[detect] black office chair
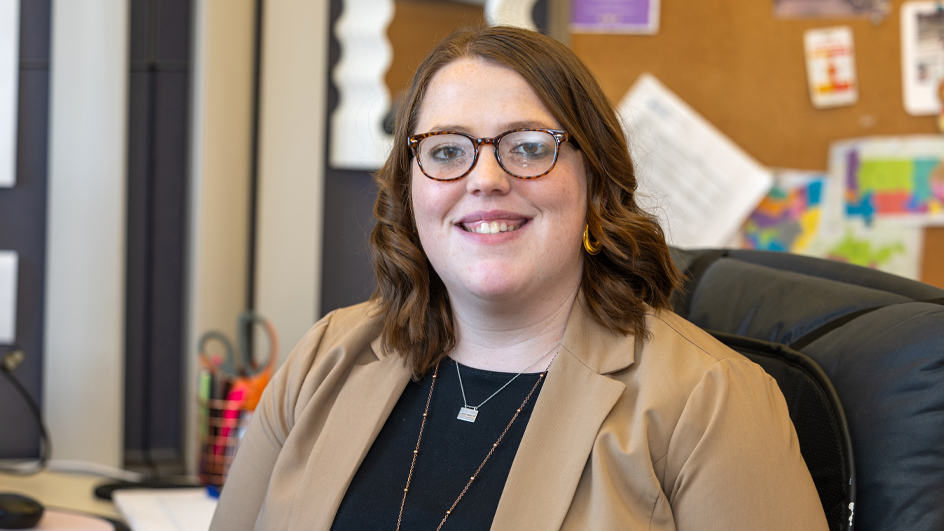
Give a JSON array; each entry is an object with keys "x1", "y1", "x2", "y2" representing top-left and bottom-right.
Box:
[{"x1": 671, "y1": 248, "x2": 944, "y2": 531}]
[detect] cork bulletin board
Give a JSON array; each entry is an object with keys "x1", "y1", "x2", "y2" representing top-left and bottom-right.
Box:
[{"x1": 570, "y1": 0, "x2": 944, "y2": 287}]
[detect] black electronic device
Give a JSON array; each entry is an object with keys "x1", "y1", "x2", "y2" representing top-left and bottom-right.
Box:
[
  {"x1": 0, "y1": 346, "x2": 50, "y2": 475},
  {"x1": 0, "y1": 492, "x2": 43, "y2": 529}
]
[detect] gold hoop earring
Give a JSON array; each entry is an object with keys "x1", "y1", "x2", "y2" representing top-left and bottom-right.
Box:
[{"x1": 583, "y1": 224, "x2": 602, "y2": 255}]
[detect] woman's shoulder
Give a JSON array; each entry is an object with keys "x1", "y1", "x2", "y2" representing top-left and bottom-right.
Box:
[
  {"x1": 612, "y1": 309, "x2": 781, "y2": 424},
  {"x1": 639, "y1": 309, "x2": 767, "y2": 381},
  {"x1": 303, "y1": 300, "x2": 383, "y2": 352},
  {"x1": 277, "y1": 300, "x2": 386, "y2": 385}
]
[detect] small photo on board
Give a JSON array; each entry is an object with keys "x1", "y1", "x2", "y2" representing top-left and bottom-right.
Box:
[
  {"x1": 804, "y1": 26, "x2": 859, "y2": 108},
  {"x1": 901, "y1": 2, "x2": 944, "y2": 115}
]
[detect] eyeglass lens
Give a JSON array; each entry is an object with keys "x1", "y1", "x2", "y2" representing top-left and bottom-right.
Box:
[{"x1": 417, "y1": 130, "x2": 558, "y2": 180}]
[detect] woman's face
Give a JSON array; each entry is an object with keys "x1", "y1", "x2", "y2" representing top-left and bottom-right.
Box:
[{"x1": 411, "y1": 58, "x2": 588, "y2": 307}]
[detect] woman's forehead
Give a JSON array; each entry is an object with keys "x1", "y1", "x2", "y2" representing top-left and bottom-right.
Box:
[{"x1": 413, "y1": 57, "x2": 561, "y2": 134}]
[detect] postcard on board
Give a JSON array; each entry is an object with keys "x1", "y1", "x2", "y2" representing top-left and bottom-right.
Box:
[
  {"x1": 804, "y1": 26, "x2": 858, "y2": 108},
  {"x1": 900, "y1": 1, "x2": 944, "y2": 116}
]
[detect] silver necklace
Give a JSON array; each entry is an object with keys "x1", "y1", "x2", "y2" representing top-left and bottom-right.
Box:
[{"x1": 454, "y1": 339, "x2": 562, "y2": 423}]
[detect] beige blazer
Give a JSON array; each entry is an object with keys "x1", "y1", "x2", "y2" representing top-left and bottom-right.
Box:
[{"x1": 210, "y1": 298, "x2": 828, "y2": 530}]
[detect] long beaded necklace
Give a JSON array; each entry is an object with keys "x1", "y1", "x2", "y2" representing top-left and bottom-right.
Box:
[{"x1": 395, "y1": 354, "x2": 556, "y2": 531}]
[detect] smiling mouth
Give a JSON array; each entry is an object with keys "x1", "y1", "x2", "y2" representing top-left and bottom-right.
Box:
[{"x1": 461, "y1": 220, "x2": 526, "y2": 234}]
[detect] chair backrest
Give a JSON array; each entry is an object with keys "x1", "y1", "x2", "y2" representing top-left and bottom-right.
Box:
[
  {"x1": 711, "y1": 331, "x2": 854, "y2": 531},
  {"x1": 672, "y1": 248, "x2": 944, "y2": 531}
]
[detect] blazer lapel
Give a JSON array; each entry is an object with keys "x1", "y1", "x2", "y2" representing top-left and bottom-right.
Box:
[
  {"x1": 491, "y1": 349, "x2": 626, "y2": 530},
  {"x1": 491, "y1": 299, "x2": 635, "y2": 530},
  {"x1": 287, "y1": 354, "x2": 412, "y2": 531}
]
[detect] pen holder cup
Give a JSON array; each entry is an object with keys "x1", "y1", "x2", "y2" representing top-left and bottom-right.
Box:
[
  {"x1": 196, "y1": 313, "x2": 280, "y2": 488},
  {"x1": 197, "y1": 390, "x2": 253, "y2": 487}
]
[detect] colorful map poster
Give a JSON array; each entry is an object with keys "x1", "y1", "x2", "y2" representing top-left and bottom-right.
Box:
[
  {"x1": 805, "y1": 219, "x2": 923, "y2": 280},
  {"x1": 740, "y1": 159, "x2": 925, "y2": 280},
  {"x1": 743, "y1": 171, "x2": 827, "y2": 252},
  {"x1": 836, "y1": 136, "x2": 944, "y2": 223},
  {"x1": 811, "y1": 139, "x2": 928, "y2": 279}
]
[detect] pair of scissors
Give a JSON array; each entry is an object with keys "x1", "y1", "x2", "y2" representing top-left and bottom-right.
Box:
[
  {"x1": 198, "y1": 312, "x2": 279, "y2": 411},
  {"x1": 199, "y1": 312, "x2": 277, "y2": 378},
  {"x1": 198, "y1": 313, "x2": 280, "y2": 464}
]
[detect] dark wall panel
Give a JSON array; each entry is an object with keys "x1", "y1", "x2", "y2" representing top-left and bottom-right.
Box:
[
  {"x1": 124, "y1": 0, "x2": 190, "y2": 466},
  {"x1": 0, "y1": 0, "x2": 50, "y2": 458},
  {"x1": 320, "y1": 168, "x2": 378, "y2": 314},
  {"x1": 321, "y1": 0, "x2": 378, "y2": 315}
]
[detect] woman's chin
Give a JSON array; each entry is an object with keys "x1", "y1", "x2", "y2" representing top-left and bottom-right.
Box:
[
  {"x1": 449, "y1": 272, "x2": 532, "y2": 303},
  {"x1": 465, "y1": 280, "x2": 527, "y2": 302}
]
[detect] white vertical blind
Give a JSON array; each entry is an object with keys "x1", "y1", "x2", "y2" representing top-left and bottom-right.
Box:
[
  {"x1": 44, "y1": 0, "x2": 128, "y2": 467},
  {"x1": 0, "y1": 0, "x2": 18, "y2": 188}
]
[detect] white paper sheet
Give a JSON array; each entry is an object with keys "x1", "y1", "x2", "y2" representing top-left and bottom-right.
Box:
[
  {"x1": 35, "y1": 509, "x2": 116, "y2": 530},
  {"x1": 113, "y1": 489, "x2": 217, "y2": 531},
  {"x1": 0, "y1": 250, "x2": 17, "y2": 344},
  {"x1": 0, "y1": 0, "x2": 19, "y2": 188},
  {"x1": 618, "y1": 74, "x2": 773, "y2": 248}
]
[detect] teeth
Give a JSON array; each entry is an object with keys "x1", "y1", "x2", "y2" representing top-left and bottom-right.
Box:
[{"x1": 467, "y1": 221, "x2": 521, "y2": 234}]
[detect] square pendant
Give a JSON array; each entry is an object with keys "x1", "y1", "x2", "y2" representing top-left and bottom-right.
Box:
[{"x1": 457, "y1": 407, "x2": 478, "y2": 422}]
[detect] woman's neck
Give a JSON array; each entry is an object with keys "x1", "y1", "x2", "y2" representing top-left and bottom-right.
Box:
[{"x1": 447, "y1": 281, "x2": 580, "y2": 373}]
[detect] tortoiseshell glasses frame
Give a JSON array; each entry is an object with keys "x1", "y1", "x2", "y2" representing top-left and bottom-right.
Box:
[{"x1": 407, "y1": 128, "x2": 574, "y2": 182}]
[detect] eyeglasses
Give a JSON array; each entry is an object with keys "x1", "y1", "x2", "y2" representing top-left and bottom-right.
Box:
[{"x1": 408, "y1": 128, "x2": 574, "y2": 182}]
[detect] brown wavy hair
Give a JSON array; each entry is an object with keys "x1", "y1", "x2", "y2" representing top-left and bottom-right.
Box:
[{"x1": 370, "y1": 26, "x2": 681, "y2": 377}]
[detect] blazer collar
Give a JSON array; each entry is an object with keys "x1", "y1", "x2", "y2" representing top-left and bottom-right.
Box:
[
  {"x1": 559, "y1": 294, "x2": 637, "y2": 375},
  {"x1": 370, "y1": 294, "x2": 639, "y2": 375}
]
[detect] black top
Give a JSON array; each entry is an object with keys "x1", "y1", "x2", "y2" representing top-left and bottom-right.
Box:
[{"x1": 331, "y1": 360, "x2": 545, "y2": 530}]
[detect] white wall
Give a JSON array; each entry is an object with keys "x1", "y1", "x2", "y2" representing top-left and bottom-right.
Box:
[
  {"x1": 185, "y1": 0, "x2": 256, "y2": 473},
  {"x1": 253, "y1": 0, "x2": 328, "y2": 365},
  {"x1": 185, "y1": 0, "x2": 327, "y2": 473},
  {"x1": 44, "y1": 0, "x2": 129, "y2": 467}
]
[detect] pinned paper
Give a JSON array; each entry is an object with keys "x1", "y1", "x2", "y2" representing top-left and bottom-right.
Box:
[
  {"x1": 618, "y1": 74, "x2": 773, "y2": 248},
  {"x1": 804, "y1": 26, "x2": 858, "y2": 108},
  {"x1": 743, "y1": 170, "x2": 827, "y2": 253},
  {"x1": 570, "y1": 0, "x2": 661, "y2": 34},
  {"x1": 832, "y1": 136, "x2": 944, "y2": 224},
  {"x1": 900, "y1": 2, "x2": 944, "y2": 116}
]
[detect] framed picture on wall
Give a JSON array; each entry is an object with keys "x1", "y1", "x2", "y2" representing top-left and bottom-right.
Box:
[{"x1": 0, "y1": 0, "x2": 19, "y2": 188}]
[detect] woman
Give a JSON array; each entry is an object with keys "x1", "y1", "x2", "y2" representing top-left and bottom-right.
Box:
[{"x1": 211, "y1": 26, "x2": 828, "y2": 530}]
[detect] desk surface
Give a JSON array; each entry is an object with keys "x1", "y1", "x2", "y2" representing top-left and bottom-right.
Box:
[{"x1": 0, "y1": 470, "x2": 120, "y2": 519}]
